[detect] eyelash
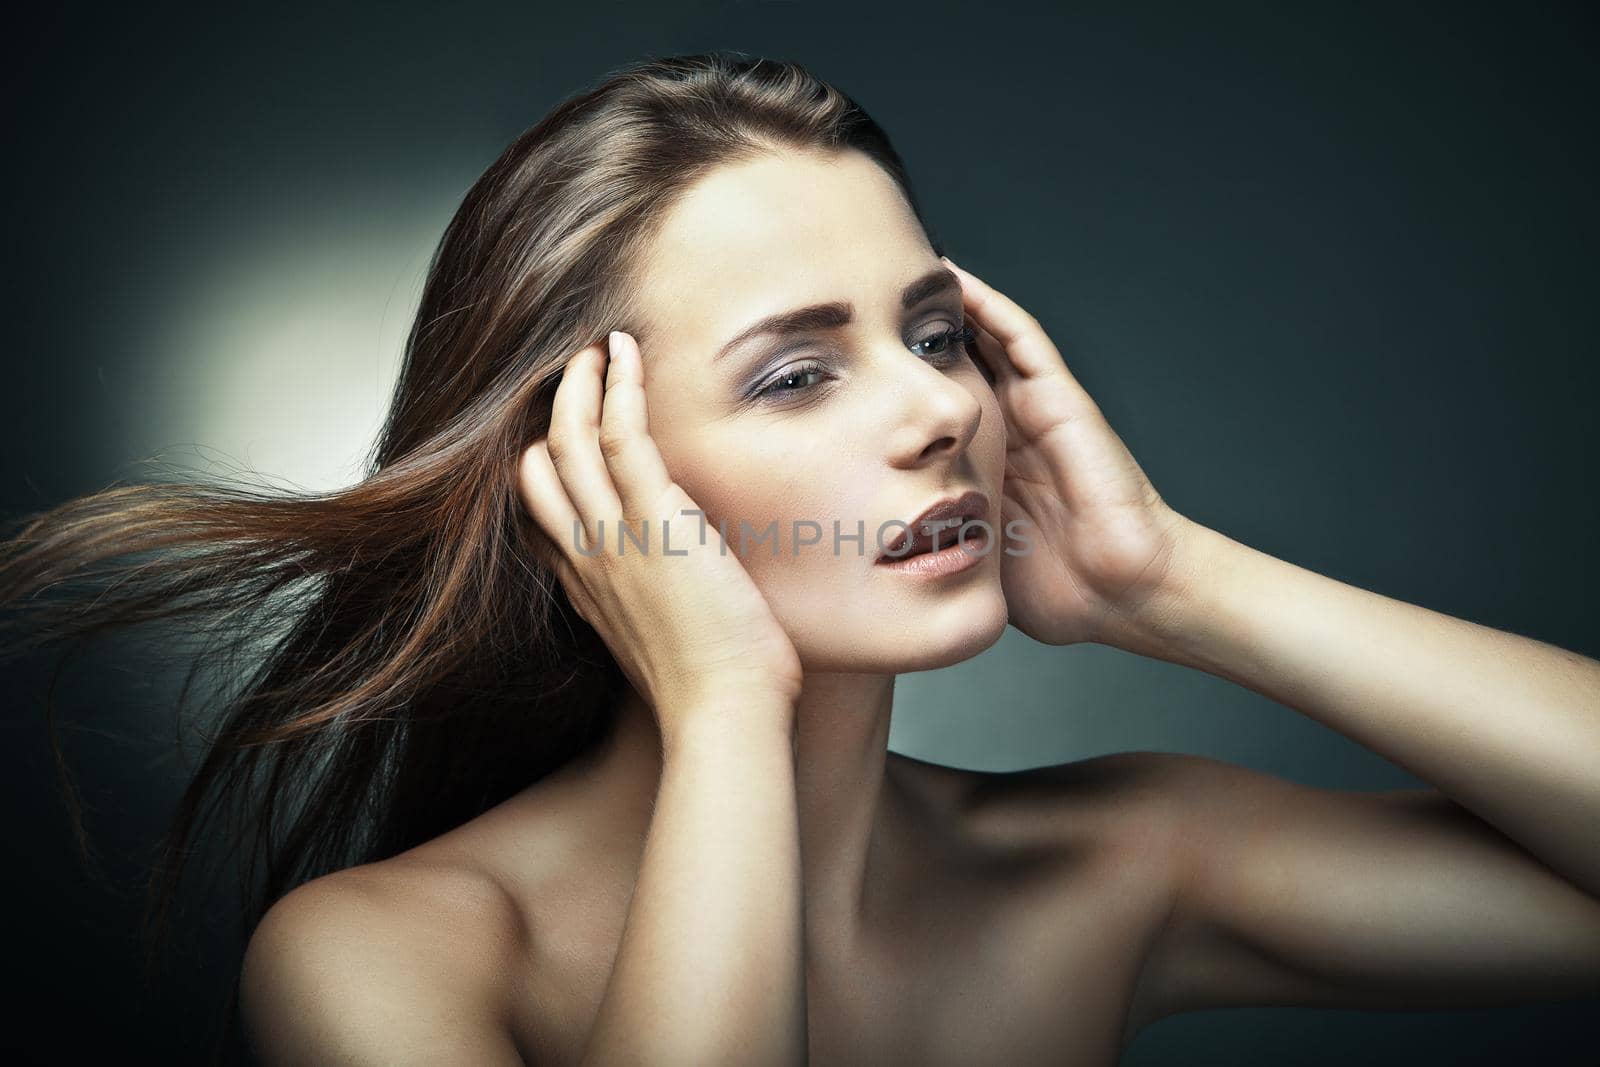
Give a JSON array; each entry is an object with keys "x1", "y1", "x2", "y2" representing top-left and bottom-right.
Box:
[{"x1": 753, "y1": 322, "x2": 978, "y2": 403}]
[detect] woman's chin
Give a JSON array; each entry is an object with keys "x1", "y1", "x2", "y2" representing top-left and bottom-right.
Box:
[{"x1": 880, "y1": 587, "x2": 1011, "y2": 672}]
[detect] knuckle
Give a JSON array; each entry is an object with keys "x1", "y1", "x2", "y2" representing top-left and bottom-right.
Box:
[{"x1": 597, "y1": 428, "x2": 630, "y2": 462}]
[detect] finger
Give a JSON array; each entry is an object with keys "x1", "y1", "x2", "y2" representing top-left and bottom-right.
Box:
[
  {"x1": 941, "y1": 256, "x2": 1075, "y2": 382},
  {"x1": 547, "y1": 343, "x2": 624, "y2": 544},
  {"x1": 974, "y1": 312, "x2": 1108, "y2": 433},
  {"x1": 599, "y1": 330, "x2": 674, "y2": 518},
  {"x1": 966, "y1": 318, "x2": 1018, "y2": 389},
  {"x1": 548, "y1": 550, "x2": 596, "y2": 625},
  {"x1": 537, "y1": 539, "x2": 597, "y2": 627},
  {"x1": 518, "y1": 437, "x2": 587, "y2": 557},
  {"x1": 515, "y1": 446, "x2": 599, "y2": 618}
]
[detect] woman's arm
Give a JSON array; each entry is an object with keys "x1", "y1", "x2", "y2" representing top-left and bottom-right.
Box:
[
  {"x1": 939, "y1": 254, "x2": 1600, "y2": 1022},
  {"x1": 580, "y1": 699, "x2": 807, "y2": 1066},
  {"x1": 520, "y1": 331, "x2": 810, "y2": 1063},
  {"x1": 1119, "y1": 519, "x2": 1600, "y2": 900},
  {"x1": 1112, "y1": 520, "x2": 1600, "y2": 1025}
]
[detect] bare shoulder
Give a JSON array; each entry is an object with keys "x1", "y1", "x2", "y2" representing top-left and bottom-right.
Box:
[
  {"x1": 948, "y1": 752, "x2": 1310, "y2": 1037},
  {"x1": 892, "y1": 746, "x2": 1294, "y2": 849},
  {"x1": 241, "y1": 855, "x2": 529, "y2": 1066},
  {"x1": 898, "y1": 748, "x2": 1238, "y2": 850},
  {"x1": 883, "y1": 749, "x2": 1250, "y2": 926},
  {"x1": 891, "y1": 751, "x2": 1264, "y2": 1050}
]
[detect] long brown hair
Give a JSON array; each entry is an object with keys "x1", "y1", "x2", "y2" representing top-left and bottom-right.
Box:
[{"x1": 0, "y1": 49, "x2": 943, "y2": 1061}]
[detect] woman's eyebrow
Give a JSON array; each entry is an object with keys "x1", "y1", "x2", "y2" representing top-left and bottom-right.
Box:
[{"x1": 712, "y1": 266, "x2": 960, "y2": 363}]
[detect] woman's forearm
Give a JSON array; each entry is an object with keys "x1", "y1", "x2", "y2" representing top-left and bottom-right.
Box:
[
  {"x1": 578, "y1": 699, "x2": 808, "y2": 1067},
  {"x1": 1109, "y1": 518, "x2": 1600, "y2": 899}
]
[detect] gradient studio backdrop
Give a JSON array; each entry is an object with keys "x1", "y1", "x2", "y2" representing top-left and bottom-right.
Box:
[{"x1": 4, "y1": 3, "x2": 1596, "y2": 1064}]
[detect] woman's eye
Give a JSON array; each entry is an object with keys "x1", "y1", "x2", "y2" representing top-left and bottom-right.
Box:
[
  {"x1": 911, "y1": 322, "x2": 976, "y2": 361},
  {"x1": 758, "y1": 364, "x2": 827, "y2": 399}
]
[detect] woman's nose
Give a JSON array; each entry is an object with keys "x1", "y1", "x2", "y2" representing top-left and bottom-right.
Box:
[{"x1": 883, "y1": 353, "x2": 983, "y2": 469}]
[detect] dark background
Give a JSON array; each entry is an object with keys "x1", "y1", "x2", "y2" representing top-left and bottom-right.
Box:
[{"x1": 4, "y1": 1, "x2": 1596, "y2": 1063}]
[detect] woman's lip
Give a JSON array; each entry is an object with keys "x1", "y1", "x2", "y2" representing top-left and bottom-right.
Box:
[
  {"x1": 874, "y1": 525, "x2": 991, "y2": 576},
  {"x1": 876, "y1": 489, "x2": 991, "y2": 561}
]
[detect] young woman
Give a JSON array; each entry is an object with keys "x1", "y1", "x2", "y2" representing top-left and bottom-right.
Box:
[{"x1": 3, "y1": 51, "x2": 1596, "y2": 1066}]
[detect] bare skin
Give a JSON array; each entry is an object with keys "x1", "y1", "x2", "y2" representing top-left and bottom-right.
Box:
[
  {"x1": 240, "y1": 149, "x2": 1600, "y2": 1065},
  {"x1": 247, "y1": 693, "x2": 1190, "y2": 1066},
  {"x1": 241, "y1": 685, "x2": 1600, "y2": 1066}
]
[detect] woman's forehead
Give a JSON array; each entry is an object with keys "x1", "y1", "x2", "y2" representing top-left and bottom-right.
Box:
[{"x1": 631, "y1": 152, "x2": 932, "y2": 364}]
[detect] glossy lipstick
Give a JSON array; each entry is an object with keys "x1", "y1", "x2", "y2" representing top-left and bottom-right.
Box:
[
  {"x1": 875, "y1": 525, "x2": 990, "y2": 576},
  {"x1": 875, "y1": 489, "x2": 991, "y2": 577}
]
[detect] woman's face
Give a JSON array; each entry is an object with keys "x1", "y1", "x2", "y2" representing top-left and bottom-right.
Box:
[{"x1": 627, "y1": 148, "x2": 1010, "y2": 674}]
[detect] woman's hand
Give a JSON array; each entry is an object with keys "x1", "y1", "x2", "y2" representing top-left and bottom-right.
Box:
[
  {"x1": 943, "y1": 255, "x2": 1197, "y2": 648},
  {"x1": 518, "y1": 331, "x2": 804, "y2": 737}
]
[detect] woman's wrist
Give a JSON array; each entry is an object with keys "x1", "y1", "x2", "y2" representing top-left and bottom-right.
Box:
[
  {"x1": 658, "y1": 691, "x2": 798, "y2": 759},
  {"x1": 1095, "y1": 517, "x2": 1237, "y2": 664}
]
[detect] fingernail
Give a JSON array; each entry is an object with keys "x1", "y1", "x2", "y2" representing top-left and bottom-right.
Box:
[
  {"x1": 607, "y1": 330, "x2": 622, "y2": 358},
  {"x1": 941, "y1": 255, "x2": 963, "y2": 273}
]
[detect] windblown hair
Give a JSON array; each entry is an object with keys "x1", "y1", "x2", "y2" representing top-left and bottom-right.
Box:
[{"x1": 0, "y1": 49, "x2": 941, "y2": 1062}]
